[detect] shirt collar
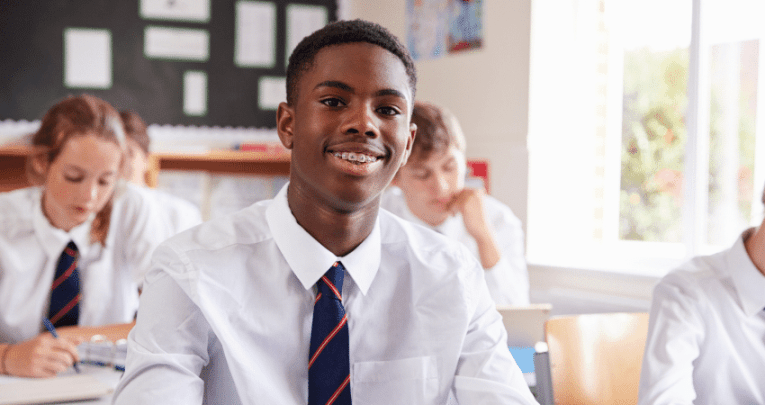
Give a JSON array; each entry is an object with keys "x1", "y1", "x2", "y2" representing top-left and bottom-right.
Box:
[
  {"x1": 32, "y1": 187, "x2": 93, "y2": 259},
  {"x1": 266, "y1": 184, "x2": 381, "y2": 295},
  {"x1": 727, "y1": 228, "x2": 765, "y2": 317}
]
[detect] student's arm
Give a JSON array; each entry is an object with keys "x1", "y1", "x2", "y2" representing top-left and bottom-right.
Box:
[
  {"x1": 112, "y1": 245, "x2": 209, "y2": 405},
  {"x1": 450, "y1": 188, "x2": 500, "y2": 268},
  {"x1": 637, "y1": 276, "x2": 703, "y2": 405},
  {"x1": 1, "y1": 334, "x2": 80, "y2": 378},
  {"x1": 453, "y1": 190, "x2": 530, "y2": 306},
  {"x1": 452, "y1": 260, "x2": 539, "y2": 405},
  {"x1": 57, "y1": 322, "x2": 135, "y2": 343}
]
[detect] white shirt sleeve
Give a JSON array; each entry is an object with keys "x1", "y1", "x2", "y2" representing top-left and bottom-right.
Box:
[
  {"x1": 453, "y1": 260, "x2": 539, "y2": 405},
  {"x1": 482, "y1": 201, "x2": 529, "y2": 306},
  {"x1": 638, "y1": 275, "x2": 704, "y2": 405},
  {"x1": 113, "y1": 245, "x2": 210, "y2": 405}
]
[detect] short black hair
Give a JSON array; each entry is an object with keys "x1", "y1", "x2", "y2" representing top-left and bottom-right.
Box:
[{"x1": 286, "y1": 19, "x2": 416, "y2": 106}]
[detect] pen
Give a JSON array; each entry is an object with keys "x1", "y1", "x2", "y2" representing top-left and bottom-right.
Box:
[{"x1": 42, "y1": 317, "x2": 81, "y2": 373}]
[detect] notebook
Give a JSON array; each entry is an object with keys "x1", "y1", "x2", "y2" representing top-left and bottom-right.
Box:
[
  {"x1": 0, "y1": 374, "x2": 113, "y2": 405},
  {"x1": 497, "y1": 303, "x2": 553, "y2": 347}
]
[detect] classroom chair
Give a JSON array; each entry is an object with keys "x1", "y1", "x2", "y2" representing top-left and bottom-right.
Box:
[{"x1": 542, "y1": 312, "x2": 649, "y2": 405}]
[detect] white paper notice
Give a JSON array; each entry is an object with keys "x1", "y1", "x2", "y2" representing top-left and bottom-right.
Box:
[
  {"x1": 140, "y1": 0, "x2": 210, "y2": 22},
  {"x1": 258, "y1": 76, "x2": 286, "y2": 110},
  {"x1": 286, "y1": 5, "x2": 327, "y2": 63},
  {"x1": 145, "y1": 26, "x2": 209, "y2": 61},
  {"x1": 184, "y1": 71, "x2": 207, "y2": 116},
  {"x1": 64, "y1": 29, "x2": 112, "y2": 89},
  {"x1": 235, "y1": 1, "x2": 276, "y2": 68}
]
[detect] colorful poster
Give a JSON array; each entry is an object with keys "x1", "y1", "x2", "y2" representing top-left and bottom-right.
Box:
[
  {"x1": 407, "y1": 0, "x2": 483, "y2": 61},
  {"x1": 447, "y1": 0, "x2": 483, "y2": 53}
]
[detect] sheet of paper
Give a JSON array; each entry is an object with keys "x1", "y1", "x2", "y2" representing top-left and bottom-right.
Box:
[
  {"x1": 0, "y1": 374, "x2": 112, "y2": 405},
  {"x1": 64, "y1": 28, "x2": 112, "y2": 89},
  {"x1": 140, "y1": 0, "x2": 210, "y2": 22},
  {"x1": 235, "y1": 1, "x2": 276, "y2": 68},
  {"x1": 144, "y1": 26, "x2": 209, "y2": 61},
  {"x1": 258, "y1": 76, "x2": 286, "y2": 110},
  {"x1": 184, "y1": 71, "x2": 208, "y2": 116},
  {"x1": 285, "y1": 5, "x2": 327, "y2": 64}
]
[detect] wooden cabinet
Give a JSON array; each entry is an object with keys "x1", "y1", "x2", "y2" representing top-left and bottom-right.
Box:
[{"x1": 0, "y1": 145, "x2": 291, "y2": 192}]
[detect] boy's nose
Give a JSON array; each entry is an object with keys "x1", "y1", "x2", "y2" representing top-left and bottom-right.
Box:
[
  {"x1": 432, "y1": 172, "x2": 450, "y2": 194},
  {"x1": 343, "y1": 105, "x2": 378, "y2": 137}
]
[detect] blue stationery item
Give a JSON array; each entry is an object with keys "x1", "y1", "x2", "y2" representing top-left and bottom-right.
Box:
[
  {"x1": 42, "y1": 317, "x2": 81, "y2": 373},
  {"x1": 508, "y1": 346, "x2": 536, "y2": 374}
]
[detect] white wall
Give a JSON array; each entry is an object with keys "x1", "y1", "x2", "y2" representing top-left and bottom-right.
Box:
[{"x1": 346, "y1": 0, "x2": 531, "y2": 229}]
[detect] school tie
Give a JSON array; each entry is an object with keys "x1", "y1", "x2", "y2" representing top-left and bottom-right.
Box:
[
  {"x1": 308, "y1": 261, "x2": 351, "y2": 405},
  {"x1": 47, "y1": 241, "x2": 81, "y2": 327}
]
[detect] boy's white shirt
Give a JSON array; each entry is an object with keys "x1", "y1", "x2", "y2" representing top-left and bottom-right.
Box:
[
  {"x1": 638, "y1": 228, "x2": 765, "y2": 405},
  {"x1": 114, "y1": 184, "x2": 539, "y2": 404},
  {"x1": 380, "y1": 186, "x2": 530, "y2": 306}
]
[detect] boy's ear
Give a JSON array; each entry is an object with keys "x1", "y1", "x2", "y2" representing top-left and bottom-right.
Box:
[
  {"x1": 401, "y1": 122, "x2": 417, "y2": 167},
  {"x1": 276, "y1": 102, "x2": 295, "y2": 150}
]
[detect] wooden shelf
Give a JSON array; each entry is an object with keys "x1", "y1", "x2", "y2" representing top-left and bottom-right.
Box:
[{"x1": 0, "y1": 145, "x2": 291, "y2": 191}]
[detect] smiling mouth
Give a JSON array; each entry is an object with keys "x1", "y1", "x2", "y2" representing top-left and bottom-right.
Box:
[{"x1": 332, "y1": 151, "x2": 381, "y2": 165}]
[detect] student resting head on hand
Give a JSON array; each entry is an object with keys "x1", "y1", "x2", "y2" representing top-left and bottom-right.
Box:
[
  {"x1": 381, "y1": 101, "x2": 530, "y2": 306},
  {"x1": 0, "y1": 94, "x2": 172, "y2": 378},
  {"x1": 112, "y1": 20, "x2": 538, "y2": 405}
]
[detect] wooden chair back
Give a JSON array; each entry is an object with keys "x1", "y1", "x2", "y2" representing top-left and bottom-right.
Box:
[{"x1": 544, "y1": 312, "x2": 649, "y2": 405}]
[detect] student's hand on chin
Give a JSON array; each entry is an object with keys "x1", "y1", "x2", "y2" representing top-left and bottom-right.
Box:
[
  {"x1": 4, "y1": 333, "x2": 80, "y2": 378},
  {"x1": 450, "y1": 188, "x2": 491, "y2": 240}
]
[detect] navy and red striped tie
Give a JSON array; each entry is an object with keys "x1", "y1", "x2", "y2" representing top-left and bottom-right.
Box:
[
  {"x1": 47, "y1": 241, "x2": 81, "y2": 327},
  {"x1": 308, "y1": 261, "x2": 351, "y2": 405}
]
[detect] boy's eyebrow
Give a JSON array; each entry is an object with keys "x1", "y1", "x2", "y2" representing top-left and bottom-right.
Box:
[{"x1": 315, "y1": 81, "x2": 408, "y2": 100}]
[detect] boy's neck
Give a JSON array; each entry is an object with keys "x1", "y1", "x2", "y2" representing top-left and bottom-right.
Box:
[{"x1": 287, "y1": 185, "x2": 379, "y2": 257}]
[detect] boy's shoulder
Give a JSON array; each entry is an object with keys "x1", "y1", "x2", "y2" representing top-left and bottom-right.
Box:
[
  {"x1": 379, "y1": 208, "x2": 477, "y2": 265},
  {"x1": 163, "y1": 198, "x2": 273, "y2": 254}
]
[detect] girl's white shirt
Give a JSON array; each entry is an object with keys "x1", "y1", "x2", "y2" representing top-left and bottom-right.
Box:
[{"x1": 0, "y1": 183, "x2": 174, "y2": 343}]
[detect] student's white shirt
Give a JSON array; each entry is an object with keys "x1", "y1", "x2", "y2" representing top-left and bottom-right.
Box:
[
  {"x1": 131, "y1": 186, "x2": 202, "y2": 236},
  {"x1": 0, "y1": 184, "x2": 171, "y2": 343},
  {"x1": 113, "y1": 185, "x2": 539, "y2": 405},
  {"x1": 638, "y1": 228, "x2": 765, "y2": 405},
  {"x1": 380, "y1": 186, "x2": 529, "y2": 306}
]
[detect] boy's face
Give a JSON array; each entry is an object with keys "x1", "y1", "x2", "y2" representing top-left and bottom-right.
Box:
[
  {"x1": 393, "y1": 145, "x2": 467, "y2": 226},
  {"x1": 277, "y1": 42, "x2": 415, "y2": 211}
]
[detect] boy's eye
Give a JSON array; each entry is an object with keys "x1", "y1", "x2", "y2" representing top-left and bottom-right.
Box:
[
  {"x1": 320, "y1": 98, "x2": 344, "y2": 108},
  {"x1": 64, "y1": 175, "x2": 83, "y2": 183},
  {"x1": 377, "y1": 106, "x2": 400, "y2": 116}
]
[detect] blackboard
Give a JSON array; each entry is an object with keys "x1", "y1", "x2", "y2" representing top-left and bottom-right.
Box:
[{"x1": 0, "y1": 0, "x2": 337, "y2": 128}]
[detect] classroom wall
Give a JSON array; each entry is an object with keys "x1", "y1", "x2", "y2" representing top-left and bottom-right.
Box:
[{"x1": 345, "y1": 0, "x2": 531, "y2": 231}]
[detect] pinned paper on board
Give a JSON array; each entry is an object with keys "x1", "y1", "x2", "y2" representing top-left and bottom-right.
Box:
[
  {"x1": 64, "y1": 28, "x2": 112, "y2": 89},
  {"x1": 235, "y1": 1, "x2": 277, "y2": 68},
  {"x1": 285, "y1": 4, "x2": 328, "y2": 65},
  {"x1": 140, "y1": 0, "x2": 211, "y2": 22}
]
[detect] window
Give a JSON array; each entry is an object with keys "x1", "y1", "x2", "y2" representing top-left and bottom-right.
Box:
[{"x1": 527, "y1": 0, "x2": 764, "y2": 276}]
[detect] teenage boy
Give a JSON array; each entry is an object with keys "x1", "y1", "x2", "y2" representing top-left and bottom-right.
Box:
[
  {"x1": 382, "y1": 101, "x2": 529, "y2": 306},
  {"x1": 638, "y1": 184, "x2": 765, "y2": 404},
  {"x1": 113, "y1": 20, "x2": 538, "y2": 404}
]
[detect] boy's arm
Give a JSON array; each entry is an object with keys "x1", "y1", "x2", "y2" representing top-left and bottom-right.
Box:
[
  {"x1": 452, "y1": 260, "x2": 540, "y2": 405},
  {"x1": 454, "y1": 190, "x2": 529, "y2": 306},
  {"x1": 113, "y1": 246, "x2": 211, "y2": 405},
  {"x1": 637, "y1": 277, "x2": 703, "y2": 405}
]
